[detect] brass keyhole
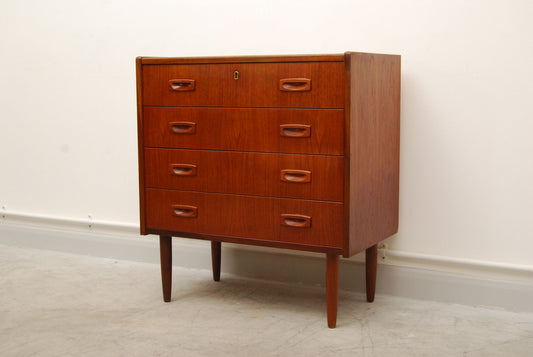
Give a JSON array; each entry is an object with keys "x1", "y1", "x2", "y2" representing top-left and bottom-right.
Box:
[{"x1": 234, "y1": 71, "x2": 239, "y2": 80}]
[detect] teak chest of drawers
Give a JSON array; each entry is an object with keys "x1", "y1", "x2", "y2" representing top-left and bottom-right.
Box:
[{"x1": 136, "y1": 52, "x2": 400, "y2": 328}]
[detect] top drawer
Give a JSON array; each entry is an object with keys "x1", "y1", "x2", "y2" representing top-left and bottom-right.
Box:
[{"x1": 142, "y1": 62, "x2": 344, "y2": 109}]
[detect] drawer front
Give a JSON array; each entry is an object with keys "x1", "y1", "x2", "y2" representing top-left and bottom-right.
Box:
[
  {"x1": 144, "y1": 149, "x2": 344, "y2": 202},
  {"x1": 143, "y1": 107, "x2": 344, "y2": 155},
  {"x1": 145, "y1": 189, "x2": 343, "y2": 247},
  {"x1": 142, "y1": 62, "x2": 344, "y2": 108}
]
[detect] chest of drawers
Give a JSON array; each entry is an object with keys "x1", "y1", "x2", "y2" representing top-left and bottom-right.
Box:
[{"x1": 136, "y1": 52, "x2": 400, "y2": 328}]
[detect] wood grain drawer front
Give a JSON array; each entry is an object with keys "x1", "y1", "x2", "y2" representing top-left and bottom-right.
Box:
[
  {"x1": 142, "y1": 62, "x2": 344, "y2": 108},
  {"x1": 145, "y1": 189, "x2": 343, "y2": 247},
  {"x1": 143, "y1": 107, "x2": 344, "y2": 155},
  {"x1": 144, "y1": 149, "x2": 344, "y2": 202}
]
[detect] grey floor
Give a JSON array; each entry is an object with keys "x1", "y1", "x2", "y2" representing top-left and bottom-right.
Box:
[{"x1": 1, "y1": 244, "x2": 533, "y2": 357}]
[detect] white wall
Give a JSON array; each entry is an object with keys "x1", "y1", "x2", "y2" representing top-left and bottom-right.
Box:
[{"x1": 1, "y1": 0, "x2": 532, "y2": 267}]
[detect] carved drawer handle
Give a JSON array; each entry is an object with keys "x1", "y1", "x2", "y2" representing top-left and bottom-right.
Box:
[
  {"x1": 169, "y1": 79, "x2": 195, "y2": 91},
  {"x1": 281, "y1": 214, "x2": 311, "y2": 228},
  {"x1": 280, "y1": 169, "x2": 311, "y2": 183},
  {"x1": 170, "y1": 164, "x2": 197, "y2": 177},
  {"x1": 280, "y1": 124, "x2": 311, "y2": 138},
  {"x1": 279, "y1": 78, "x2": 311, "y2": 92},
  {"x1": 169, "y1": 121, "x2": 196, "y2": 134},
  {"x1": 172, "y1": 205, "x2": 198, "y2": 218}
]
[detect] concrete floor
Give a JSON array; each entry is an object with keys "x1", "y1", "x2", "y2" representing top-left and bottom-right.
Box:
[{"x1": 1, "y1": 244, "x2": 532, "y2": 356}]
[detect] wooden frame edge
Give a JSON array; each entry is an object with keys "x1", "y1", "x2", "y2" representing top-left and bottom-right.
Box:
[
  {"x1": 342, "y1": 52, "x2": 352, "y2": 257},
  {"x1": 136, "y1": 57, "x2": 146, "y2": 235}
]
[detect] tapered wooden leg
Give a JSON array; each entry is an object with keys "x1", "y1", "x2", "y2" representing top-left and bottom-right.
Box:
[
  {"x1": 159, "y1": 235, "x2": 172, "y2": 302},
  {"x1": 211, "y1": 241, "x2": 221, "y2": 282},
  {"x1": 365, "y1": 244, "x2": 378, "y2": 302},
  {"x1": 326, "y1": 253, "x2": 340, "y2": 328}
]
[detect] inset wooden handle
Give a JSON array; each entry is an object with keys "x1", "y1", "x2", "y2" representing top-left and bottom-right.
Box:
[
  {"x1": 170, "y1": 164, "x2": 197, "y2": 177},
  {"x1": 281, "y1": 169, "x2": 312, "y2": 183},
  {"x1": 279, "y1": 78, "x2": 311, "y2": 92},
  {"x1": 280, "y1": 124, "x2": 311, "y2": 138},
  {"x1": 169, "y1": 79, "x2": 195, "y2": 91},
  {"x1": 169, "y1": 121, "x2": 196, "y2": 134},
  {"x1": 281, "y1": 214, "x2": 311, "y2": 228},
  {"x1": 172, "y1": 205, "x2": 198, "y2": 218}
]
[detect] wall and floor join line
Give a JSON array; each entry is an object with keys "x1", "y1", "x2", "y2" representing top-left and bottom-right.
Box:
[
  {"x1": 1, "y1": 211, "x2": 532, "y2": 314},
  {"x1": 3, "y1": 242, "x2": 533, "y2": 355}
]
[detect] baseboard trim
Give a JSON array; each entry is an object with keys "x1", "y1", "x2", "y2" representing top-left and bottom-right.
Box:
[
  {"x1": 1, "y1": 216, "x2": 532, "y2": 313},
  {"x1": 381, "y1": 248, "x2": 533, "y2": 283},
  {"x1": 1, "y1": 209, "x2": 139, "y2": 235}
]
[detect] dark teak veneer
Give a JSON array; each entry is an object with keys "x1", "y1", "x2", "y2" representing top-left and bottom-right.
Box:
[{"x1": 136, "y1": 52, "x2": 401, "y2": 328}]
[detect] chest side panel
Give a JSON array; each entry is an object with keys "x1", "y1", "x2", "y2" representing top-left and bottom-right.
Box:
[{"x1": 345, "y1": 52, "x2": 401, "y2": 257}]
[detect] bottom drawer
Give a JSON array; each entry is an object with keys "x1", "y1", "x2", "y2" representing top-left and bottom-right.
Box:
[{"x1": 145, "y1": 189, "x2": 343, "y2": 248}]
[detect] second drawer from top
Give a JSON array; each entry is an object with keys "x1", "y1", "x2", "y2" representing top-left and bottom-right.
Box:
[{"x1": 143, "y1": 107, "x2": 344, "y2": 155}]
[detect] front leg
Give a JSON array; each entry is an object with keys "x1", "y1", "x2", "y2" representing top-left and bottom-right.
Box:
[
  {"x1": 159, "y1": 235, "x2": 172, "y2": 302},
  {"x1": 326, "y1": 253, "x2": 340, "y2": 328}
]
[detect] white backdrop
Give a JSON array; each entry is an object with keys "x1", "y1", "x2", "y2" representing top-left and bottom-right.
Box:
[{"x1": 1, "y1": 0, "x2": 532, "y2": 267}]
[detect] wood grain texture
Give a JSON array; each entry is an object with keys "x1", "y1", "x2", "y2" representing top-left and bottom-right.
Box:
[
  {"x1": 142, "y1": 62, "x2": 344, "y2": 108},
  {"x1": 137, "y1": 52, "x2": 401, "y2": 327},
  {"x1": 147, "y1": 228, "x2": 343, "y2": 255},
  {"x1": 141, "y1": 54, "x2": 344, "y2": 64},
  {"x1": 144, "y1": 107, "x2": 344, "y2": 155},
  {"x1": 326, "y1": 253, "x2": 339, "y2": 328},
  {"x1": 343, "y1": 52, "x2": 401, "y2": 257},
  {"x1": 144, "y1": 149, "x2": 344, "y2": 202},
  {"x1": 136, "y1": 57, "x2": 146, "y2": 235},
  {"x1": 145, "y1": 189, "x2": 344, "y2": 247}
]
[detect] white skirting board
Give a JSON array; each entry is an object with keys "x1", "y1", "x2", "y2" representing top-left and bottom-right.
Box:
[{"x1": 1, "y1": 212, "x2": 532, "y2": 313}]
